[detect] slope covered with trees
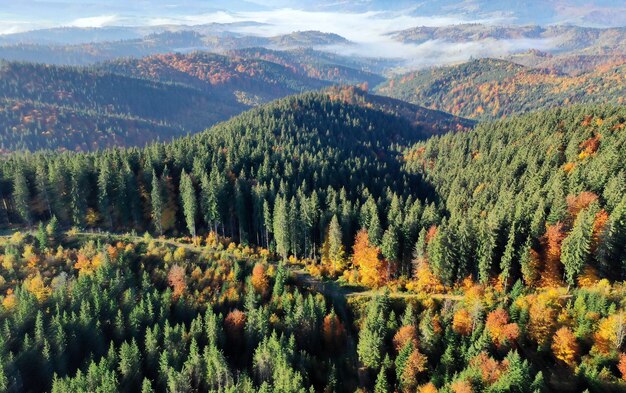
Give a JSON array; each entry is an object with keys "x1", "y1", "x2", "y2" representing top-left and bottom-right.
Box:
[
  {"x1": 0, "y1": 55, "x2": 371, "y2": 152},
  {"x1": 97, "y1": 52, "x2": 330, "y2": 105},
  {"x1": 1, "y1": 92, "x2": 626, "y2": 391},
  {"x1": 376, "y1": 58, "x2": 626, "y2": 120},
  {"x1": 229, "y1": 47, "x2": 388, "y2": 87}
]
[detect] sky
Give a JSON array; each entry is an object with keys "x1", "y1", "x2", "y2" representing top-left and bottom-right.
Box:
[{"x1": 1, "y1": 0, "x2": 625, "y2": 36}]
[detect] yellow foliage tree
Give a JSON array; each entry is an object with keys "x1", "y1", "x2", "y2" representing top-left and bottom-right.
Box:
[
  {"x1": 452, "y1": 308, "x2": 473, "y2": 336},
  {"x1": 352, "y1": 229, "x2": 386, "y2": 288},
  {"x1": 26, "y1": 274, "x2": 51, "y2": 302},
  {"x1": 2, "y1": 289, "x2": 17, "y2": 310},
  {"x1": 552, "y1": 327, "x2": 579, "y2": 367},
  {"x1": 593, "y1": 313, "x2": 626, "y2": 355}
]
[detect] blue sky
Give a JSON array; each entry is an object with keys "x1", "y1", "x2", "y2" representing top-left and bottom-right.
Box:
[{"x1": 1, "y1": 0, "x2": 625, "y2": 35}]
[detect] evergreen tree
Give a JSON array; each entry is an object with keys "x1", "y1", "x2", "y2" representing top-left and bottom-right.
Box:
[
  {"x1": 273, "y1": 196, "x2": 290, "y2": 260},
  {"x1": 151, "y1": 170, "x2": 164, "y2": 235},
  {"x1": 562, "y1": 206, "x2": 595, "y2": 286},
  {"x1": 13, "y1": 167, "x2": 31, "y2": 225},
  {"x1": 180, "y1": 170, "x2": 198, "y2": 241}
]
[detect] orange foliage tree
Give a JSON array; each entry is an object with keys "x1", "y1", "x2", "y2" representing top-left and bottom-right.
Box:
[
  {"x1": 593, "y1": 313, "x2": 626, "y2": 355},
  {"x1": 352, "y1": 229, "x2": 386, "y2": 288},
  {"x1": 552, "y1": 327, "x2": 579, "y2": 367},
  {"x1": 418, "y1": 382, "x2": 438, "y2": 393},
  {"x1": 393, "y1": 325, "x2": 419, "y2": 352},
  {"x1": 168, "y1": 264, "x2": 187, "y2": 299},
  {"x1": 540, "y1": 223, "x2": 565, "y2": 287},
  {"x1": 485, "y1": 308, "x2": 519, "y2": 348},
  {"x1": 469, "y1": 352, "x2": 506, "y2": 386},
  {"x1": 567, "y1": 192, "x2": 598, "y2": 220},
  {"x1": 224, "y1": 309, "x2": 246, "y2": 342},
  {"x1": 400, "y1": 349, "x2": 428, "y2": 391},
  {"x1": 250, "y1": 263, "x2": 269, "y2": 297},
  {"x1": 26, "y1": 274, "x2": 51, "y2": 302},
  {"x1": 526, "y1": 290, "x2": 563, "y2": 347},
  {"x1": 322, "y1": 312, "x2": 346, "y2": 350}
]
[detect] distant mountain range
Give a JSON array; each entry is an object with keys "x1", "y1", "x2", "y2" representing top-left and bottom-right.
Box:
[
  {"x1": 0, "y1": 30, "x2": 353, "y2": 66},
  {"x1": 391, "y1": 24, "x2": 626, "y2": 55}
]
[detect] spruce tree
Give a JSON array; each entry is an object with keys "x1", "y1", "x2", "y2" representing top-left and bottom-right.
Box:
[
  {"x1": 179, "y1": 170, "x2": 198, "y2": 241},
  {"x1": 273, "y1": 195, "x2": 290, "y2": 260},
  {"x1": 150, "y1": 170, "x2": 163, "y2": 235},
  {"x1": 13, "y1": 167, "x2": 31, "y2": 226},
  {"x1": 562, "y1": 206, "x2": 595, "y2": 286}
]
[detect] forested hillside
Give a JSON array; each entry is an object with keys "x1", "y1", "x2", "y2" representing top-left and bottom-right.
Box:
[
  {"x1": 0, "y1": 55, "x2": 365, "y2": 152},
  {"x1": 97, "y1": 52, "x2": 329, "y2": 104},
  {"x1": 229, "y1": 48, "x2": 388, "y2": 87},
  {"x1": 376, "y1": 58, "x2": 626, "y2": 120},
  {"x1": 1, "y1": 93, "x2": 626, "y2": 392},
  {"x1": 0, "y1": 60, "x2": 246, "y2": 151}
]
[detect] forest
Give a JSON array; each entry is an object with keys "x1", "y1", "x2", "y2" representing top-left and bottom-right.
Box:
[
  {"x1": 376, "y1": 58, "x2": 626, "y2": 120},
  {"x1": 0, "y1": 89, "x2": 625, "y2": 391},
  {"x1": 0, "y1": 53, "x2": 378, "y2": 152}
]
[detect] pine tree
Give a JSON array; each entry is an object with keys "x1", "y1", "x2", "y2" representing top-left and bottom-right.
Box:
[
  {"x1": 151, "y1": 170, "x2": 163, "y2": 235},
  {"x1": 562, "y1": 206, "x2": 595, "y2": 286},
  {"x1": 381, "y1": 228, "x2": 399, "y2": 273},
  {"x1": 500, "y1": 224, "x2": 517, "y2": 289},
  {"x1": 13, "y1": 167, "x2": 31, "y2": 226},
  {"x1": 180, "y1": 170, "x2": 198, "y2": 241},
  {"x1": 273, "y1": 195, "x2": 290, "y2": 260},
  {"x1": 36, "y1": 221, "x2": 48, "y2": 250},
  {"x1": 97, "y1": 161, "x2": 113, "y2": 228},
  {"x1": 374, "y1": 367, "x2": 389, "y2": 393},
  {"x1": 323, "y1": 215, "x2": 345, "y2": 274},
  {"x1": 200, "y1": 171, "x2": 219, "y2": 234}
]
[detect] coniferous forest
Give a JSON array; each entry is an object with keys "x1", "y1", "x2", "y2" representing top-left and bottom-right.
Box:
[{"x1": 1, "y1": 3, "x2": 626, "y2": 392}]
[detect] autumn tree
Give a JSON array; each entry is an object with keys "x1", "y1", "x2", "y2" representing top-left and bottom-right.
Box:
[
  {"x1": 352, "y1": 229, "x2": 386, "y2": 288},
  {"x1": 551, "y1": 327, "x2": 579, "y2": 367},
  {"x1": 168, "y1": 265, "x2": 186, "y2": 299},
  {"x1": 251, "y1": 263, "x2": 269, "y2": 297},
  {"x1": 485, "y1": 308, "x2": 519, "y2": 349},
  {"x1": 618, "y1": 353, "x2": 626, "y2": 381},
  {"x1": 452, "y1": 308, "x2": 473, "y2": 336}
]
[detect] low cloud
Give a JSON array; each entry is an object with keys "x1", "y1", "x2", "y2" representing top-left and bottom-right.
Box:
[
  {"x1": 324, "y1": 37, "x2": 557, "y2": 72},
  {"x1": 69, "y1": 15, "x2": 120, "y2": 28}
]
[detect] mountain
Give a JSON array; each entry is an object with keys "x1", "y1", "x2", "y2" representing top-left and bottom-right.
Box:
[
  {"x1": 0, "y1": 22, "x2": 267, "y2": 46},
  {"x1": 0, "y1": 30, "x2": 352, "y2": 66},
  {"x1": 0, "y1": 54, "x2": 337, "y2": 152},
  {"x1": 228, "y1": 47, "x2": 388, "y2": 86},
  {"x1": 376, "y1": 58, "x2": 626, "y2": 120},
  {"x1": 97, "y1": 52, "x2": 330, "y2": 104},
  {"x1": 392, "y1": 25, "x2": 626, "y2": 52}
]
